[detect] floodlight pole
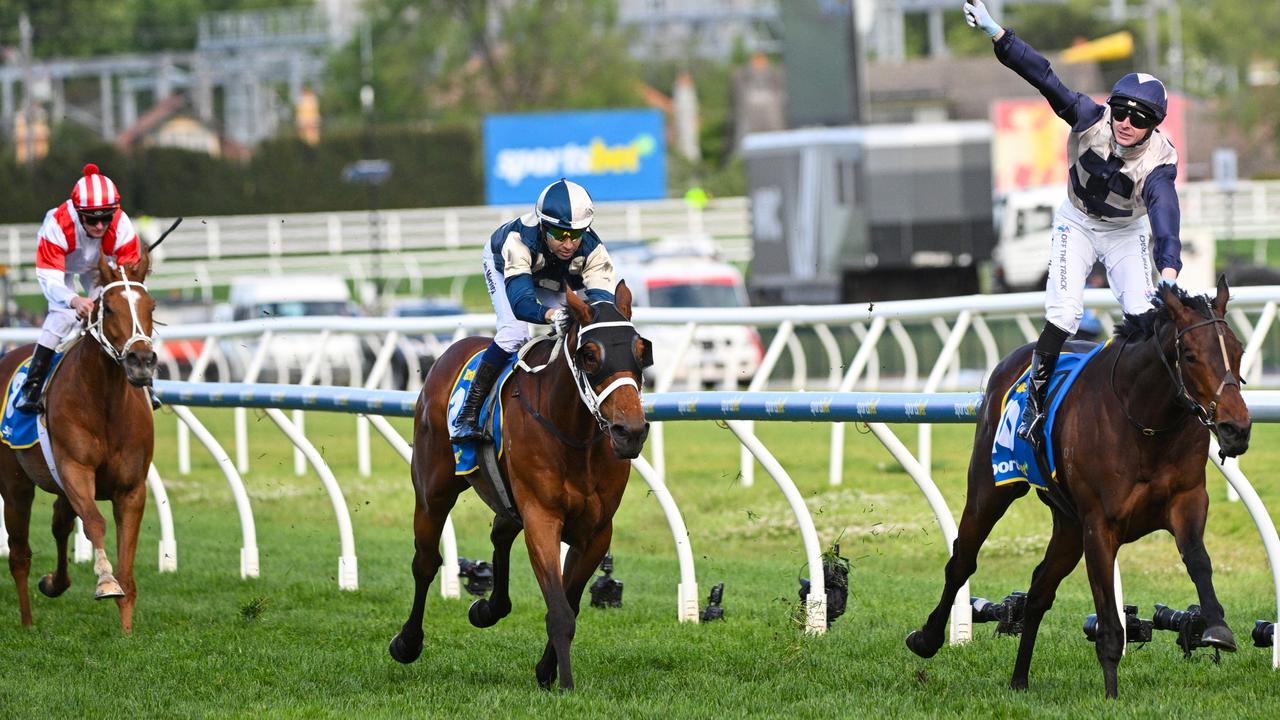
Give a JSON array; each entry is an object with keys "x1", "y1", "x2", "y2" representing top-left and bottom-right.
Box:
[{"x1": 360, "y1": 21, "x2": 381, "y2": 309}]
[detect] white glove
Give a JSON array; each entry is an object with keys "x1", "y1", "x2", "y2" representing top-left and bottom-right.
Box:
[
  {"x1": 963, "y1": 0, "x2": 1003, "y2": 38},
  {"x1": 549, "y1": 307, "x2": 571, "y2": 335}
]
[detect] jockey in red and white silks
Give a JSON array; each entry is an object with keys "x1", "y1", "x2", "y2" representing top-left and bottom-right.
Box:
[
  {"x1": 17, "y1": 164, "x2": 141, "y2": 414},
  {"x1": 964, "y1": 0, "x2": 1183, "y2": 449}
]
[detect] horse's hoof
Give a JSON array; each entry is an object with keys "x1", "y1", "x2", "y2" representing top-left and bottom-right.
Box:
[
  {"x1": 37, "y1": 574, "x2": 68, "y2": 598},
  {"x1": 388, "y1": 632, "x2": 423, "y2": 664},
  {"x1": 1009, "y1": 677, "x2": 1029, "y2": 692},
  {"x1": 469, "y1": 599, "x2": 500, "y2": 629},
  {"x1": 95, "y1": 578, "x2": 125, "y2": 600},
  {"x1": 906, "y1": 630, "x2": 940, "y2": 659},
  {"x1": 1202, "y1": 624, "x2": 1237, "y2": 652}
]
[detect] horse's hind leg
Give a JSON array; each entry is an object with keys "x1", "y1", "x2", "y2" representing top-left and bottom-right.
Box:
[
  {"x1": 1082, "y1": 523, "x2": 1123, "y2": 699},
  {"x1": 111, "y1": 482, "x2": 147, "y2": 633},
  {"x1": 37, "y1": 495, "x2": 75, "y2": 598},
  {"x1": 906, "y1": 476, "x2": 1026, "y2": 658},
  {"x1": 389, "y1": 468, "x2": 467, "y2": 665},
  {"x1": 1169, "y1": 488, "x2": 1236, "y2": 651},
  {"x1": 534, "y1": 524, "x2": 614, "y2": 690},
  {"x1": 468, "y1": 513, "x2": 521, "y2": 628},
  {"x1": 2, "y1": 481, "x2": 36, "y2": 625},
  {"x1": 1009, "y1": 511, "x2": 1083, "y2": 691}
]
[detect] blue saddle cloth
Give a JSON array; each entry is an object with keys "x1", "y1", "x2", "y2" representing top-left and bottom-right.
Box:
[
  {"x1": 449, "y1": 352, "x2": 519, "y2": 475},
  {"x1": 991, "y1": 342, "x2": 1107, "y2": 490},
  {"x1": 1, "y1": 351, "x2": 67, "y2": 449}
]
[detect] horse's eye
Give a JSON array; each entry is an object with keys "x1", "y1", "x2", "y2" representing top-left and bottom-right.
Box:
[{"x1": 1183, "y1": 353, "x2": 1198, "y2": 364}]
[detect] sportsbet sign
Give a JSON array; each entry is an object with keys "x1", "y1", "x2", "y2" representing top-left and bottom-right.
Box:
[{"x1": 484, "y1": 109, "x2": 667, "y2": 205}]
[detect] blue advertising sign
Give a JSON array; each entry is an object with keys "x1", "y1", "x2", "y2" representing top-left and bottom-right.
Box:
[{"x1": 484, "y1": 109, "x2": 667, "y2": 205}]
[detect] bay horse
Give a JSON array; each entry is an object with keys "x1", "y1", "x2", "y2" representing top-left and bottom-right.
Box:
[
  {"x1": 0, "y1": 247, "x2": 157, "y2": 632},
  {"x1": 389, "y1": 282, "x2": 651, "y2": 690},
  {"x1": 907, "y1": 278, "x2": 1251, "y2": 698}
]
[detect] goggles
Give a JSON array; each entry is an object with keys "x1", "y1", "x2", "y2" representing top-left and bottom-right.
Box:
[
  {"x1": 544, "y1": 225, "x2": 585, "y2": 242},
  {"x1": 1109, "y1": 103, "x2": 1158, "y2": 130},
  {"x1": 78, "y1": 209, "x2": 116, "y2": 226}
]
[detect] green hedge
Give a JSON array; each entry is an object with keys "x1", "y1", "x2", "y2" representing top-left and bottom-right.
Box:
[{"x1": 0, "y1": 125, "x2": 481, "y2": 222}]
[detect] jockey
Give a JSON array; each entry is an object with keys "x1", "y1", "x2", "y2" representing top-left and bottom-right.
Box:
[
  {"x1": 964, "y1": 0, "x2": 1182, "y2": 450},
  {"x1": 451, "y1": 178, "x2": 617, "y2": 443},
  {"x1": 17, "y1": 163, "x2": 159, "y2": 413}
]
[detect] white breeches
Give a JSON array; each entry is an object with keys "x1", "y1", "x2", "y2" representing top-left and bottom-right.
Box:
[
  {"x1": 38, "y1": 307, "x2": 78, "y2": 350},
  {"x1": 1044, "y1": 201, "x2": 1155, "y2": 334}
]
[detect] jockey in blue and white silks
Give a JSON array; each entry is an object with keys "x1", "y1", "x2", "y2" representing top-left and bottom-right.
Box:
[
  {"x1": 452, "y1": 178, "x2": 617, "y2": 443},
  {"x1": 964, "y1": 0, "x2": 1183, "y2": 450}
]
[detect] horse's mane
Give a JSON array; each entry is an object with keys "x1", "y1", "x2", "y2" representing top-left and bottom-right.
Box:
[{"x1": 1112, "y1": 286, "x2": 1215, "y2": 340}]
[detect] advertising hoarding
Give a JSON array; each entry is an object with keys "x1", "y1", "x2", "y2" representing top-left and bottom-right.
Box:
[{"x1": 484, "y1": 109, "x2": 667, "y2": 205}]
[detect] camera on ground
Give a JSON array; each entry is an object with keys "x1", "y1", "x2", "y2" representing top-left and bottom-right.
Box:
[
  {"x1": 457, "y1": 557, "x2": 494, "y2": 597},
  {"x1": 700, "y1": 582, "x2": 725, "y2": 622},
  {"x1": 1083, "y1": 604, "x2": 1152, "y2": 644},
  {"x1": 970, "y1": 590, "x2": 1027, "y2": 636},
  {"x1": 589, "y1": 552, "x2": 624, "y2": 608}
]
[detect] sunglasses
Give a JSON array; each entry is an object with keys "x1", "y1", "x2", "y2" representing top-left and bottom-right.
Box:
[
  {"x1": 544, "y1": 226, "x2": 584, "y2": 242},
  {"x1": 79, "y1": 211, "x2": 115, "y2": 227},
  {"x1": 1109, "y1": 104, "x2": 1157, "y2": 130}
]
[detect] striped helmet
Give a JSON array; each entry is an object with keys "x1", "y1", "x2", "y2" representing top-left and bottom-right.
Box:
[
  {"x1": 70, "y1": 163, "x2": 122, "y2": 212},
  {"x1": 1109, "y1": 72, "x2": 1167, "y2": 123},
  {"x1": 535, "y1": 178, "x2": 594, "y2": 231}
]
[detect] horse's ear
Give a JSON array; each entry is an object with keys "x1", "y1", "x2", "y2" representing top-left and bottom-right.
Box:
[
  {"x1": 1212, "y1": 273, "x2": 1230, "y2": 317},
  {"x1": 96, "y1": 247, "x2": 113, "y2": 284},
  {"x1": 1159, "y1": 281, "x2": 1188, "y2": 319},
  {"x1": 126, "y1": 242, "x2": 151, "y2": 281},
  {"x1": 614, "y1": 280, "x2": 633, "y2": 319},
  {"x1": 566, "y1": 288, "x2": 591, "y2": 328}
]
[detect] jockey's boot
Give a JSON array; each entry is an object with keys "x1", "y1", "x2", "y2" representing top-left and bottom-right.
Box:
[
  {"x1": 1016, "y1": 350, "x2": 1057, "y2": 450},
  {"x1": 15, "y1": 344, "x2": 55, "y2": 414},
  {"x1": 450, "y1": 359, "x2": 503, "y2": 444}
]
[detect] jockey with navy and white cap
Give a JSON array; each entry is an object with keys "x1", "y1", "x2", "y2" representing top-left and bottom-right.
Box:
[
  {"x1": 17, "y1": 163, "x2": 149, "y2": 414},
  {"x1": 964, "y1": 0, "x2": 1183, "y2": 450},
  {"x1": 451, "y1": 178, "x2": 617, "y2": 443}
]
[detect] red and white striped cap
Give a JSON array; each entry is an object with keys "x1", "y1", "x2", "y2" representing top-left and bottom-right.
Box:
[{"x1": 70, "y1": 163, "x2": 122, "y2": 212}]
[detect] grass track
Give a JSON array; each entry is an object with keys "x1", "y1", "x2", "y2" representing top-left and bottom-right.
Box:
[{"x1": 1, "y1": 409, "x2": 1277, "y2": 718}]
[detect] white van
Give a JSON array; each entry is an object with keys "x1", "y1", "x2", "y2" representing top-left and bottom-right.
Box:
[
  {"x1": 991, "y1": 186, "x2": 1063, "y2": 292},
  {"x1": 214, "y1": 276, "x2": 364, "y2": 383},
  {"x1": 616, "y1": 255, "x2": 764, "y2": 388}
]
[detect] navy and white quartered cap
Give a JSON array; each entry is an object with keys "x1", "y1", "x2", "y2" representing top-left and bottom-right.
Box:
[
  {"x1": 1109, "y1": 72, "x2": 1167, "y2": 122},
  {"x1": 535, "y1": 178, "x2": 594, "y2": 231}
]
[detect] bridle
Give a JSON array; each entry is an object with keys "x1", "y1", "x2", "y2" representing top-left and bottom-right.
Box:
[
  {"x1": 88, "y1": 265, "x2": 155, "y2": 365},
  {"x1": 1111, "y1": 314, "x2": 1240, "y2": 435}
]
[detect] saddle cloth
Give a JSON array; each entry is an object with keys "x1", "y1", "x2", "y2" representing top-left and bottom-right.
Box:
[
  {"x1": 448, "y1": 351, "x2": 520, "y2": 476},
  {"x1": 991, "y1": 341, "x2": 1107, "y2": 490},
  {"x1": 2, "y1": 351, "x2": 68, "y2": 449}
]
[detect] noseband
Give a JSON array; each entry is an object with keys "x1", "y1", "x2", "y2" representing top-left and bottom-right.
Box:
[
  {"x1": 88, "y1": 267, "x2": 155, "y2": 364},
  {"x1": 1112, "y1": 315, "x2": 1239, "y2": 435}
]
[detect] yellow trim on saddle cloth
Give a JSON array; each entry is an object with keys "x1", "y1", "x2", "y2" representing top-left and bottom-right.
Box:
[{"x1": 1, "y1": 349, "x2": 73, "y2": 449}]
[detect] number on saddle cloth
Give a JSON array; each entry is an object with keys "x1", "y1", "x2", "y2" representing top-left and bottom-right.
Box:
[{"x1": 990, "y1": 344, "x2": 1106, "y2": 491}]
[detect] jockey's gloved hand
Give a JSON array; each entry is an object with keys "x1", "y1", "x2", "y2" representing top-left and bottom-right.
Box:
[
  {"x1": 963, "y1": 0, "x2": 1003, "y2": 38},
  {"x1": 550, "y1": 308, "x2": 571, "y2": 336},
  {"x1": 1159, "y1": 276, "x2": 1177, "y2": 287}
]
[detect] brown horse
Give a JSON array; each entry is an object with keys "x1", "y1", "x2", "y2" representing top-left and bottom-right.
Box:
[
  {"x1": 0, "y1": 247, "x2": 157, "y2": 632},
  {"x1": 907, "y1": 278, "x2": 1251, "y2": 698},
  {"x1": 389, "y1": 282, "x2": 651, "y2": 690}
]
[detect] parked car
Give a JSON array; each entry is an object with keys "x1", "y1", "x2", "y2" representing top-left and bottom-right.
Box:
[{"x1": 616, "y1": 254, "x2": 764, "y2": 388}]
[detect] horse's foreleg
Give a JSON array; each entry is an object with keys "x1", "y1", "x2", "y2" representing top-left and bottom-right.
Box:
[
  {"x1": 389, "y1": 470, "x2": 465, "y2": 665},
  {"x1": 111, "y1": 482, "x2": 147, "y2": 634},
  {"x1": 1082, "y1": 523, "x2": 1123, "y2": 699},
  {"x1": 3, "y1": 482, "x2": 36, "y2": 625},
  {"x1": 1169, "y1": 489, "x2": 1236, "y2": 651},
  {"x1": 38, "y1": 495, "x2": 75, "y2": 598},
  {"x1": 524, "y1": 513, "x2": 577, "y2": 691},
  {"x1": 56, "y1": 463, "x2": 123, "y2": 600},
  {"x1": 468, "y1": 513, "x2": 521, "y2": 629},
  {"x1": 907, "y1": 482, "x2": 1024, "y2": 659},
  {"x1": 535, "y1": 525, "x2": 614, "y2": 689},
  {"x1": 1010, "y1": 513, "x2": 1084, "y2": 691}
]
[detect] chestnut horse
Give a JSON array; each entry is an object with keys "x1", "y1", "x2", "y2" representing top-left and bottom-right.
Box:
[
  {"x1": 907, "y1": 278, "x2": 1251, "y2": 698},
  {"x1": 389, "y1": 282, "x2": 651, "y2": 690},
  {"x1": 0, "y1": 247, "x2": 157, "y2": 632}
]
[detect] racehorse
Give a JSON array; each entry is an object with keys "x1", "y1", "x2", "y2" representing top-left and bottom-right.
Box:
[
  {"x1": 389, "y1": 282, "x2": 651, "y2": 690},
  {"x1": 0, "y1": 247, "x2": 157, "y2": 633},
  {"x1": 907, "y1": 278, "x2": 1251, "y2": 698}
]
